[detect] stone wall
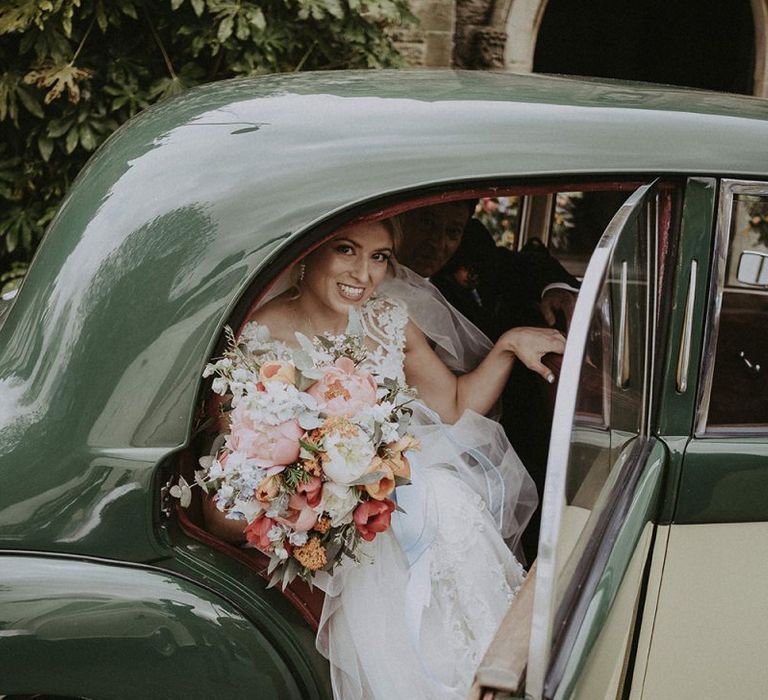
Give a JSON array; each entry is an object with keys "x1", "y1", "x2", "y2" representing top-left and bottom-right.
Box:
[
  {"x1": 395, "y1": 0, "x2": 508, "y2": 69},
  {"x1": 393, "y1": 0, "x2": 456, "y2": 67}
]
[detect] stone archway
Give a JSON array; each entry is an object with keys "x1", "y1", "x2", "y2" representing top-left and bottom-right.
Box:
[{"x1": 498, "y1": 0, "x2": 768, "y2": 97}]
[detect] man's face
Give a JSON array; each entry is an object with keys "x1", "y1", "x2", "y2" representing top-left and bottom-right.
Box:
[{"x1": 397, "y1": 202, "x2": 471, "y2": 277}]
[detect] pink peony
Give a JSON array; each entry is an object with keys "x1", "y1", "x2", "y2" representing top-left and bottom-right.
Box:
[
  {"x1": 307, "y1": 357, "x2": 377, "y2": 417},
  {"x1": 228, "y1": 407, "x2": 304, "y2": 467},
  {"x1": 278, "y1": 494, "x2": 318, "y2": 533},
  {"x1": 244, "y1": 513, "x2": 276, "y2": 551},
  {"x1": 353, "y1": 499, "x2": 395, "y2": 541}
]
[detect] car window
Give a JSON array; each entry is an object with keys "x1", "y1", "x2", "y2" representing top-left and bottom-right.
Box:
[{"x1": 705, "y1": 189, "x2": 768, "y2": 430}]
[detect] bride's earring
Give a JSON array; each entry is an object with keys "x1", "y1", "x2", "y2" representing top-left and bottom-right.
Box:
[{"x1": 298, "y1": 262, "x2": 306, "y2": 283}]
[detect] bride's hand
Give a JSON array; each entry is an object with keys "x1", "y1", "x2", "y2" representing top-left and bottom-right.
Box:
[{"x1": 500, "y1": 326, "x2": 567, "y2": 383}]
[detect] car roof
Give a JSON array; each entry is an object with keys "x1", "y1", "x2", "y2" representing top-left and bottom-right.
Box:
[{"x1": 1, "y1": 70, "x2": 766, "y2": 558}]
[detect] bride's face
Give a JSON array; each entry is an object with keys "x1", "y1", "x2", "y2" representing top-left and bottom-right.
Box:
[{"x1": 302, "y1": 222, "x2": 393, "y2": 314}]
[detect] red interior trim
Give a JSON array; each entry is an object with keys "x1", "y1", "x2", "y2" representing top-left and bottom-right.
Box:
[{"x1": 242, "y1": 179, "x2": 652, "y2": 323}]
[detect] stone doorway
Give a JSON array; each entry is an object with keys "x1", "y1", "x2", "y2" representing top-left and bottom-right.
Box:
[{"x1": 530, "y1": 0, "x2": 756, "y2": 94}]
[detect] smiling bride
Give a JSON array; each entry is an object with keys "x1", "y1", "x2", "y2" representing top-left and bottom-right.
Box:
[{"x1": 204, "y1": 216, "x2": 565, "y2": 699}]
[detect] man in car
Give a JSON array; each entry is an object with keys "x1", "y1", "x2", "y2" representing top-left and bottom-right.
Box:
[
  {"x1": 397, "y1": 200, "x2": 579, "y2": 560},
  {"x1": 397, "y1": 201, "x2": 578, "y2": 339}
]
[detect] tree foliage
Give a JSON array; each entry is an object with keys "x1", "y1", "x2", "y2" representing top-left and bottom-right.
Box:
[{"x1": 0, "y1": 0, "x2": 413, "y2": 293}]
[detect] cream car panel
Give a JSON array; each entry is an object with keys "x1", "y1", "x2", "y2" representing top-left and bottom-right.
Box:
[
  {"x1": 627, "y1": 525, "x2": 669, "y2": 700},
  {"x1": 641, "y1": 522, "x2": 768, "y2": 699}
]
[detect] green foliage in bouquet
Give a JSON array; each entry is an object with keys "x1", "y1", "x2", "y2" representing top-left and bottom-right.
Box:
[{"x1": 0, "y1": 0, "x2": 414, "y2": 294}]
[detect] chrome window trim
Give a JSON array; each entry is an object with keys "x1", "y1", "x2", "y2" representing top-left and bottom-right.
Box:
[{"x1": 696, "y1": 179, "x2": 768, "y2": 437}]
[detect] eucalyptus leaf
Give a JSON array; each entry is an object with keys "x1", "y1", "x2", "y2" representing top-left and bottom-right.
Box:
[
  {"x1": 266, "y1": 569, "x2": 282, "y2": 589},
  {"x1": 267, "y1": 555, "x2": 282, "y2": 575},
  {"x1": 295, "y1": 332, "x2": 316, "y2": 354},
  {"x1": 194, "y1": 470, "x2": 209, "y2": 491},
  {"x1": 282, "y1": 558, "x2": 299, "y2": 588},
  {"x1": 169, "y1": 485, "x2": 182, "y2": 498},
  {"x1": 394, "y1": 475, "x2": 411, "y2": 487},
  {"x1": 292, "y1": 349, "x2": 314, "y2": 371},
  {"x1": 179, "y1": 483, "x2": 192, "y2": 507}
]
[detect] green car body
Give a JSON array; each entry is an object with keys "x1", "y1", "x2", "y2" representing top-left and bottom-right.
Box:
[{"x1": 2, "y1": 70, "x2": 768, "y2": 699}]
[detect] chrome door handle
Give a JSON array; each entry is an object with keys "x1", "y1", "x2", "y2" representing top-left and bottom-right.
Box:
[{"x1": 676, "y1": 260, "x2": 697, "y2": 392}]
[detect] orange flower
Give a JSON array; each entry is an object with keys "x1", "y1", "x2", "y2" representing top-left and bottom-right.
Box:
[
  {"x1": 386, "y1": 452, "x2": 411, "y2": 482},
  {"x1": 293, "y1": 537, "x2": 328, "y2": 570},
  {"x1": 259, "y1": 360, "x2": 296, "y2": 385},
  {"x1": 313, "y1": 516, "x2": 331, "y2": 534},
  {"x1": 363, "y1": 456, "x2": 396, "y2": 500},
  {"x1": 255, "y1": 474, "x2": 281, "y2": 502}
]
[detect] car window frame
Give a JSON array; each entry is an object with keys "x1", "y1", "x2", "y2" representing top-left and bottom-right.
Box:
[{"x1": 696, "y1": 178, "x2": 768, "y2": 437}]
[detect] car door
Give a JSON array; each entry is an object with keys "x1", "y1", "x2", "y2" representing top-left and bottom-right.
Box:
[
  {"x1": 526, "y1": 181, "x2": 667, "y2": 700},
  {"x1": 633, "y1": 179, "x2": 768, "y2": 699}
]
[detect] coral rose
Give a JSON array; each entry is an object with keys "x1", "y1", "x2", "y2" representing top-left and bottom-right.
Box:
[
  {"x1": 244, "y1": 513, "x2": 276, "y2": 551},
  {"x1": 259, "y1": 360, "x2": 296, "y2": 385},
  {"x1": 353, "y1": 499, "x2": 395, "y2": 541},
  {"x1": 228, "y1": 409, "x2": 304, "y2": 467},
  {"x1": 363, "y1": 456, "x2": 396, "y2": 500},
  {"x1": 307, "y1": 357, "x2": 377, "y2": 417}
]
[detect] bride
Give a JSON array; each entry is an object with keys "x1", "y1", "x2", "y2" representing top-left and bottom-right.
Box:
[{"x1": 205, "y1": 217, "x2": 565, "y2": 699}]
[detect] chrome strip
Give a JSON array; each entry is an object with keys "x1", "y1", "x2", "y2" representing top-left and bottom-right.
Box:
[
  {"x1": 526, "y1": 183, "x2": 655, "y2": 700},
  {"x1": 676, "y1": 260, "x2": 698, "y2": 393},
  {"x1": 695, "y1": 180, "x2": 768, "y2": 436},
  {"x1": 616, "y1": 261, "x2": 629, "y2": 388}
]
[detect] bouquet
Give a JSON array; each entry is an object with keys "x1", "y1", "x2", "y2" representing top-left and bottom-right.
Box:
[{"x1": 172, "y1": 311, "x2": 417, "y2": 587}]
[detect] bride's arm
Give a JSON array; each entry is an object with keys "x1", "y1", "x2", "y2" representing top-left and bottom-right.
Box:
[{"x1": 403, "y1": 321, "x2": 566, "y2": 423}]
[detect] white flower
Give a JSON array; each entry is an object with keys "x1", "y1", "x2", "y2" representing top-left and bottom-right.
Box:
[
  {"x1": 234, "y1": 498, "x2": 264, "y2": 522},
  {"x1": 211, "y1": 377, "x2": 229, "y2": 395},
  {"x1": 275, "y1": 546, "x2": 290, "y2": 560},
  {"x1": 322, "y1": 426, "x2": 375, "y2": 485},
  {"x1": 318, "y1": 482, "x2": 359, "y2": 526},
  {"x1": 267, "y1": 525, "x2": 284, "y2": 542},
  {"x1": 238, "y1": 381, "x2": 302, "y2": 425},
  {"x1": 289, "y1": 531, "x2": 309, "y2": 547},
  {"x1": 380, "y1": 421, "x2": 400, "y2": 444},
  {"x1": 240, "y1": 323, "x2": 271, "y2": 351}
]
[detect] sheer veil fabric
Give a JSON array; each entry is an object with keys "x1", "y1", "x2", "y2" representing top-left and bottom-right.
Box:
[{"x1": 249, "y1": 259, "x2": 537, "y2": 699}]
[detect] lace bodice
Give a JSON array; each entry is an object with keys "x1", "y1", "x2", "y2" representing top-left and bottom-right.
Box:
[{"x1": 240, "y1": 295, "x2": 408, "y2": 383}]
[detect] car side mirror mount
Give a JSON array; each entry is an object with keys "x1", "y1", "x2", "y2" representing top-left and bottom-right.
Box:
[{"x1": 736, "y1": 250, "x2": 768, "y2": 287}]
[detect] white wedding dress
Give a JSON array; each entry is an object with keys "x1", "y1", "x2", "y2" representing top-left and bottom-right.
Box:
[{"x1": 242, "y1": 292, "x2": 536, "y2": 700}]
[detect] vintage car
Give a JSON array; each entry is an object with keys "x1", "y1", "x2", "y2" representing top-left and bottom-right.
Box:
[{"x1": 1, "y1": 70, "x2": 768, "y2": 700}]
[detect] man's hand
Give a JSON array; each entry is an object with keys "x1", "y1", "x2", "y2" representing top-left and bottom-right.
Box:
[{"x1": 540, "y1": 288, "x2": 577, "y2": 330}]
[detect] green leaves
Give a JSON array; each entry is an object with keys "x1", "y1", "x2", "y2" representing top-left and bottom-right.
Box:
[
  {"x1": 0, "y1": 0, "x2": 413, "y2": 282},
  {"x1": 24, "y1": 63, "x2": 93, "y2": 104}
]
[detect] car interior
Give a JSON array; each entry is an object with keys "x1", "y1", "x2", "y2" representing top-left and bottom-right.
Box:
[{"x1": 173, "y1": 177, "x2": 683, "y2": 691}]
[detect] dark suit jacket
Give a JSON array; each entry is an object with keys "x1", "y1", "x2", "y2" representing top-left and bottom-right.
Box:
[{"x1": 431, "y1": 219, "x2": 579, "y2": 561}]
